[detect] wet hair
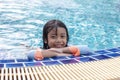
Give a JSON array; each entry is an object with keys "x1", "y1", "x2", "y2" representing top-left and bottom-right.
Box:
[{"x1": 43, "y1": 19, "x2": 69, "y2": 49}]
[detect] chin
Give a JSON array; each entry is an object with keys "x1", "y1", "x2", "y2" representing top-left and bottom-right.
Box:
[{"x1": 55, "y1": 46, "x2": 63, "y2": 48}]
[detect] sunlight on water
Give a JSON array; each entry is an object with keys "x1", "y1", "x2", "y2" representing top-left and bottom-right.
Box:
[{"x1": 0, "y1": 0, "x2": 120, "y2": 59}]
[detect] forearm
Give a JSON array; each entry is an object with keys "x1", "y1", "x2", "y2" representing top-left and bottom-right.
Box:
[
  {"x1": 50, "y1": 46, "x2": 80, "y2": 56},
  {"x1": 41, "y1": 50, "x2": 57, "y2": 58},
  {"x1": 59, "y1": 46, "x2": 80, "y2": 56},
  {"x1": 27, "y1": 46, "x2": 80, "y2": 60},
  {"x1": 27, "y1": 49, "x2": 57, "y2": 60},
  {"x1": 34, "y1": 48, "x2": 71, "y2": 60},
  {"x1": 41, "y1": 49, "x2": 72, "y2": 57},
  {"x1": 59, "y1": 47, "x2": 71, "y2": 53}
]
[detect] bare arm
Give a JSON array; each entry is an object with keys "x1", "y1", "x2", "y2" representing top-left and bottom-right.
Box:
[
  {"x1": 49, "y1": 47, "x2": 72, "y2": 54},
  {"x1": 28, "y1": 46, "x2": 80, "y2": 60},
  {"x1": 42, "y1": 49, "x2": 71, "y2": 57},
  {"x1": 34, "y1": 48, "x2": 72, "y2": 60},
  {"x1": 49, "y1": 46, "x2": 80, "y2": 56}
]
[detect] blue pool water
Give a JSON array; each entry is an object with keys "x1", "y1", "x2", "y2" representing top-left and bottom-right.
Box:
[{"x1": 0, "y1": 0, "x2": 120, "y2": 59}]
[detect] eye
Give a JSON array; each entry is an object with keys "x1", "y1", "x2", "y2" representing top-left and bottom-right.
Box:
[
  {"x1": 61, "y1": 35, "x2": 66, "y2": 38},
  {"x1": 51, "y1": 35, "x2": 57, "y2": 39}
]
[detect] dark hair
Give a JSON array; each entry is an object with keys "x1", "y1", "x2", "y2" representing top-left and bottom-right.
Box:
[{"x1": 43, "y1": 19, "x2": 69, "y2": 49}]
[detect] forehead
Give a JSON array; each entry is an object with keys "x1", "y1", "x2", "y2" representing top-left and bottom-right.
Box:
[{"x1": 49, "y1": 27, "x2": 66, "y2": 34}]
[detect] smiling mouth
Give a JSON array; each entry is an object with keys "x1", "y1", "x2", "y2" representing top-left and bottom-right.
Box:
[{"x1": 55, "y1": 44, "x2": 63, "y2": 48}]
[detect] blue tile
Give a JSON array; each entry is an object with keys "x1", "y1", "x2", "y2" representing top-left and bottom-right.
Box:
[
  {"x1": 92, "y1": 55, "x2": 111, "y2": 60},
  {"x1": 107, "y1": 48, "x2": 120, "y2": 52},
  {"x1": 35, "y1": 58, "x2": 51, "y2": 61},
  {"x1": 51, "y1": 56, "x2": 68, "y2": 60},
  {"x1": 43, "y1": 61, "x2": 61, "y2": 65},
  {"x1": 25, "y1": 62, "x2": 42, "y2": 67},
  {"x1": 67, "y1": 55, "x2": 84, "y2": 59},
  {"x1": 76, "y1": 57, "x2": 96, "y2": 62},
  {"x1": 68, "y1": 55, "x2": 78, "y2": 58},
  {"x1": 0, "y1": 64, "x2": 4, "y2": 68},
  {"x1": 107, "y1": 53, "x2": 120, "y2": 57},
  {"x1": 60, "y1": 59, "x2": 78, "y2": 64},
  {"x1": 43, "y1": 57, "x2": 51, "y2": 61},
  {"x1": 6, "y1": 63, "x2": 23, "y2": 68},
  {"x1": 95, "y1": 50, "x2": 110, "y2": 54},
  {"x1": 16, "y1": 59, "x2": 32, "y2": 62},
  {"x1": 0, "y1": 59, "x2": 15, "y2": 63},
  {"x1": 81, "y1": 52, "x2": 96, "y2": 56}
]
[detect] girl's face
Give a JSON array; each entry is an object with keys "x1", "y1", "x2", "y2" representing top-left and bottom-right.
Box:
[{"x1": 46, "y1": 27, "x2": 67, "y2": 48}]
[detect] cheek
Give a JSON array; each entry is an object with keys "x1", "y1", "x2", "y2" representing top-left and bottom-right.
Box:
[
  {"x1": 63, "y1": 39, "x2": 67, "y2": 45},
  {"x1": 64, "y1": 38, "x2": 67, "y2": 42},
  {"x1": 65, "y1": 40, "x2": 67, "y2": 45},
  {"x1": 47, "y1": 39, "x2": 55, "y2": 46}
]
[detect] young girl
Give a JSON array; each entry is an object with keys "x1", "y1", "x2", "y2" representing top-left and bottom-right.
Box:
[{"x1": 28, "y1": 19, "x2": 92, "y2": 60}]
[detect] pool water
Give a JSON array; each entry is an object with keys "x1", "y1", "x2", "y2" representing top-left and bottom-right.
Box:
[{"x1": 0, "y1": 0, "x2": 120, "y2": 59}]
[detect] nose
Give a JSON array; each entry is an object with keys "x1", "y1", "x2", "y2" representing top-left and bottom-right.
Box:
[{"x1": 55, "y1": 37, "x2": 62, "y2": 43}]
